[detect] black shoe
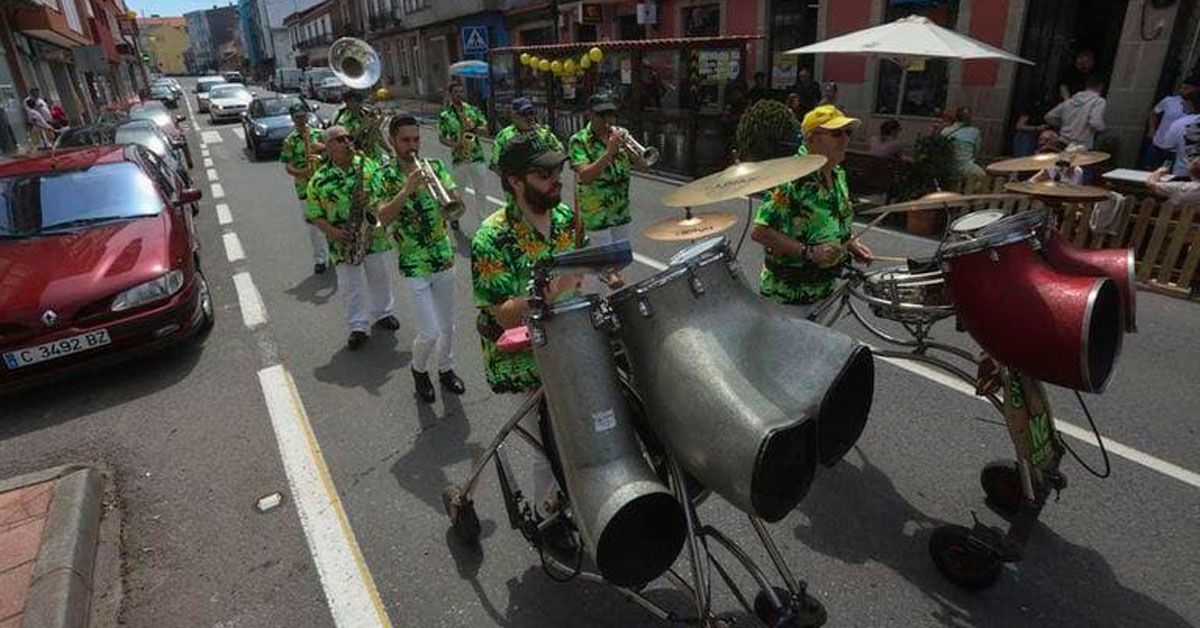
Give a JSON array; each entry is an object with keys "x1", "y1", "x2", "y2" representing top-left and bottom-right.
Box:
[
  {"x1": 412, "y1": 368, "x2": 436, "y2": 403},
  {"x1": 375, "y1": 315, "x2": 400, "y2": 331},
  {"x1": 450, "y1": 220, "x2": 460, "y2": 231},
  {"x1": 438, "y1": 369, "x2": 465, "y2": 395},
  {"x1": 539, "y1": 516, "x2": 579, "y2": 566},
  {"x1": 347, "y1": 331, "x2": 368, "y2": 350},
  {"x1": 314, "y1": 262, "x2": 327, "y2": 275}
]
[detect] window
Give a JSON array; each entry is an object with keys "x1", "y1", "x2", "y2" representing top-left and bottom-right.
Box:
[
  {"x1": 875, "y1": 0, "x2": 960, "y2": 117},
  {"x1": 681, "y1": 4, "x2": 720, "y2": 37},
  {"x1": 398, "y1": 46, "x2": 410, "y2": 85},
  {"x1": 402, "y1": 0, "x2": 426, "y2": 13}
]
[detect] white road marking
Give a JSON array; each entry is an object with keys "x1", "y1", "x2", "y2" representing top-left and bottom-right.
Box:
[
  {"x1": 201, "y1": 148, "x2": 210, "y2": 157},
  {"x1": 184, "y1": 93, "x2": 195, "y2": 119},
  {"x1": 486, "y1": 195, "x2": 505, "y2": 207},
  {"x1": 203, "y1": 157, "x2": 213, "y2": 167},
  {"x1": 201, "y1": 130, "x2": 223, "y2": 144},
  {"x1": 222, "y1": 232, "x2": 246, "y2": 262},
  {"x1": 465, "y1": 186, "x2": 476, "y2": 195},
  {"x1": 211, "y1": 183, "x2": 225, "y2": 199},
  {"x1": 232, "y1": 127, "x2": 245, "y2": 140},
  {"x1": 630, "y1": 251, "x2": 1200, "y2": 489},
  {"x1": 206, "y1": 168, "x2": 219, "y2": 182},
  {"x1": 231, "y1": 272, "x2": 267, "y2": 328},
  {"x1": 215, "y1": 203, "x2": 233, "y2": 225},
  {"x1": 257, "y1": 365, "x2": 393, "y2": 628}
]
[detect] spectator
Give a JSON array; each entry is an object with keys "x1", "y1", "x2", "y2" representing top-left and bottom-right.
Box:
[
  {"x1": 1036, "y1": 128, "x2": 1066, "y2": 154},
  {"x1": 1161, "y1": 91, "x2": 1200, "y2": 178},
  {"x1": 748, "y1": 71, "x2": 772, "y2": 103},
  {"x1": 1012, "y1": 91, "x2": 1053, "y2": 156},
  {"x1": 1147, "y1": 158, "x2": 1200, "y2": 202},
  {"x1": 24, "y1": 88, "x2": 52, "y2": 122},
  {"x1": 793, "y1": 67, "x2": 822, "y2": 114},
  {"x1": 49, "y1": 102, "x2": 69, "y2": 129},
  {"x1": 940, "y1": 106, "x2": 984, "y2": 178},
  {"x1": 819, "y1": 81, "x2": 838, "y2": 107},
  {"x1": 23, "y1": 90, "x2": 56, "y2": 149},
  {"x1": 1044, "y1": 74, "x2": 1107, "y2": 149},
  {"x1": 785, "y1": 92, "x2": 805, "y2": 121},
  {"x1": 870, "y1": 119, "x2": 905, "y2": 158},
  {"x1": 1144, "y1": 76, "x2": 1198, "y2": 169},
  {"x1": 1059, "y1": 49, "x2": 1096, "y2": 101}
]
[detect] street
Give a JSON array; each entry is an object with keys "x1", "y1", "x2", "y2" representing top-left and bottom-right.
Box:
[{"x1": 2, "y1": 77, "x2": 1198, "y2": 627}]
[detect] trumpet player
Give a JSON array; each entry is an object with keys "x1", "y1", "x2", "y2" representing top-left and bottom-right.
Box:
[
  {"x1": 568, "y1": 94, "x2": 649, "y2": 248},
  {"x1": 280, "y1": 102, "x2": 330, "y2": 274},
  {"x1": 438, "y1": 81, "x2": 489, "y2": 229},
  {"x1": 490, "y1": 96, "x2": 563, "y2": 172},
  {"x1": 373, "y1": 115, "x2": 467, "y2": 402},
  {"x1": 306, "y1": 125, "x2": 400, "y2": 350}
]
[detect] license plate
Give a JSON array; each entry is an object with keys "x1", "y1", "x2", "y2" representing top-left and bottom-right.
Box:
[{"x1": 3, "y1": 329, "x2": 111, "y2": 370}]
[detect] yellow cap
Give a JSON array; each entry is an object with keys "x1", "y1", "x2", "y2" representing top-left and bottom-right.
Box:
[{"x1": 801, "y1": 105, "x2": 861, "y2": 137}]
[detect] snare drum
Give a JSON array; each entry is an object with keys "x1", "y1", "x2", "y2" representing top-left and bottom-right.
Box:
[
  {"x1": 858, "y1": 266, "x2": 954, "y2": 324},
  {"x1": 948, "y1": 209, "x2": 1006, "y2": 240},
  {"x1": 976, "y1": 209, "x2": 1050, "y2": 242}
]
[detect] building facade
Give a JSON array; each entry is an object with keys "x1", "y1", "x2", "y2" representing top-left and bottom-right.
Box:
[
  {"x1": 184, "y1": 4, "x2": 240, "y2": 73},
  {"x1": 237, "y1": 0, "x2": 265, "y2": 72},
  {"x1": 284, "y1": 1, "x2": 339, "y2": 71},
  {"x1": 138, "y1": 16, "x2": 190, "y2": 76}
]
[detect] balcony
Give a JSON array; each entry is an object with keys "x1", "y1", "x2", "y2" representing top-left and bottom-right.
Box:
[
  {"x1": 366, "y1": 14, "x2": 403, "y2": 35},
  {"x1": 11, "y1": 2, "x2": 92, "y2": 48},
  {"x1": 294, "y1": 34, "x2": 333, "y2": 50}
]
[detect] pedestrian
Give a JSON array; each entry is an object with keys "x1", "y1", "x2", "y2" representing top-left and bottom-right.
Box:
[
  {"x1": 490, "y1": 96, "x2": 563, "y2": 172},
  {"x1": 23, "y1": 88, "x2": 52, "y2": 122},
  {"x1": 1160, "y1": 92, "x2": 1200, "y2": 178},
  {"x1": 373, "y1": 114, "x2": 466, "y2": 402},
  {"x1": 870, "y1": 119, "x2": 905, "y2": 159},
  {"x1": 1146, "y1": 158, "x2": 1200, "y2": 203},
  {"x1": 279, "y1": 102, "x2": 330, "y2": 275},
  {"x1": 305, "y1": 125, "x2": 400, "y2": 350},
  {"x1": 750, "y1": 105, "x2": 874, "y2": 319},
  {"x1": 48, "y1": 102, "x2": 69, "y2": 129},
  {"x1": 748, "y1": 71, "x2": 772, "y2": 103},
  {"x1": 940, "y1": 106, "x2": 986, "y2": 187},
  {"x1": 1044, "y1": 74, "x2": 1107, "y2": 149},
  {"x1": 819, "y1": 81, "x2": 839, "y2": 107},
  {"x1": 793, "y1": 66, "x2": 822, "y2": 115},
  {"x1": 1012, "y1": 90, "x2": 1053, "y2": 156},
  {"x1": 1058, "y1": 49, "x2": 1096, "y2": 101},
  {"x1": 1143, "y1": 76, "x2": 1198, "y2": 169},
  {"x1": 437, "y1": 80, "x2": 489, "y2": 230}
]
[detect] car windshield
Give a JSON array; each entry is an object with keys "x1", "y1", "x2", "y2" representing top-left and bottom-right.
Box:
[
  {"x1": 260, "y1": 98, "x2": 302, "y2": 116},
  {"x1": 0, "y1": 163, "x2": 163, "y2": 236},
  {"x1": 129, "y1": 106, "x2": 172, "y2": 127},
  {"x1": 116, "y1": 125, "x2": 172, "y2": 159},
  {"x1": 210, "y1": 85, "x2": 249, "y2": 99},
  {"x1": 197, "y1": 80, "x2": 225, "y2": 93},
  {"x1": 150, "y1": 86, "x2": 172, "y2": 97},
  {"x1": 55, "y1": 126, "x2": 115, "y2": 148}
]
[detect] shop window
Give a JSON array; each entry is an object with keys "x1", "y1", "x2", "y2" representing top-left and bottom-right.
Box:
[
  {"x1": 681, "y1": 4, "x2": 720, "y2": 37},
  {"x1": 641, "y1": 51, "x2": 680, "y2": 111},
  {"x1": 874, "y1": 0, "x2": 960, "y2": 117}
]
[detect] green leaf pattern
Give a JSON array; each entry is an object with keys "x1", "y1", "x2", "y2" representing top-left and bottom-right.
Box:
[
  {"x1": 369, "y1": 158, "x2": 457, "y2": 277},
  {"x1": 437, "y1": 103, "x2": 488, "y2": 165},
  {"x1": 279, "y1": 126, "x2": 325, "y2": 199},
  {"x1": 569, "y1": 123, "x2": 632, "y2": 231},
  {"x1": 305, "y1": 154, "x2": 392, "y2": 265}
]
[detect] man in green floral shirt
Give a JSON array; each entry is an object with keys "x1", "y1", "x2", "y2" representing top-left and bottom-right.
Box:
[
  {"x1": 438, "y1": 81, "x2": 489, "y2": 229},
  {"x1": 332, "y1": 90, "x2": 385, "y2": 161},
  {"x1": 490, "y1": 96, "x2": 564, "y2": 172},
  {"x1": 751, "y1": 105, "x2": 874, "y2": 318},
  {"x1": 568, "y1": 94, "x2": 649, "y2": 250},
  {"x1": 373, "y1": 114, "x2": 466, "y2": 402},
  {"x1": 306, "y1": 125, "x2": 399, "y2": 350},
  {"x1": 279, "y1": 102, "x2": 329, "y2": 274}
]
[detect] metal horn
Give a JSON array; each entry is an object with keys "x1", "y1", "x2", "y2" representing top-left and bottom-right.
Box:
[
  {"x1": 613, "y1": 126, "x2": 659, "y2": 166},
  {"x1": 329, "y1": 37, "x2": 381, "y2": 89}
]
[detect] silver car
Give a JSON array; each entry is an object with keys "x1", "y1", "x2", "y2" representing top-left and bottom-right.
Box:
[
  {"x1": 207, "y1": 84, "x2": 255, "y2": 123},
  {"x1": 195, "y1": 76, "x2": 227, "y2": 113}
]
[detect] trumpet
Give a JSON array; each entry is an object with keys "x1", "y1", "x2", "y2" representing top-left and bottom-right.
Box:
[
  {"x1": 407, "y1": 153, "x2": 466, "y2": 221},
  {"x1": 612, "y1": 126, "x2": 660, "y2": 165}
]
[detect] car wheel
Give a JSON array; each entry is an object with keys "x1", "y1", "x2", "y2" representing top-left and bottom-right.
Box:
[
  {"x1": 249, "y1": 137, "x2": 261, "y2": 161},
  {"x1": 193, "y1": 271, "x2": 214, "y2": 342}
]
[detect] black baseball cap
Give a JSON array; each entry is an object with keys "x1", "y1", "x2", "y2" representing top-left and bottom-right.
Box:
[
  {"x1": 344, "y1": 89, "x2": 365, "y2": 102},
  {"x1": 587, "y1": 93, "x2": 617, "y2": 113},
  {"x1": 498, "y1": 135, "x2": 567, "y2": 177},
  {"x1": 511, "y1": 96, "x2": 535, "y2": 114}
]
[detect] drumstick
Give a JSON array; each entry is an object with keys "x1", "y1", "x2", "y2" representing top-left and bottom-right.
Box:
[
  {"x1": 846, "y1": 210, "x2": 893, "y2": 247},
  {"x1": 872, "y1": 255, "x2": 909, "y2": 263}
]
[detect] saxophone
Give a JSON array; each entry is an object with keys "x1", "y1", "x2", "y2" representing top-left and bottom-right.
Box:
[
  {"x1": 344, "y1": 153, "x2": 380, "y2": 266},
  {"x1": 455, "y1": 105, "x2": 476, "y2": 159},
  {"x1": 299, "y1": 129, "x2": 316, "y2": 185}
]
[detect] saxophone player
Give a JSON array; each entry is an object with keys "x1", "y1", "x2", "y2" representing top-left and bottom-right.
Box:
[
  {"x1": 490, "y1": 96, "x2": 563, "y2": 172},
  {"x1": 306, "y1": 125, "x2": 400, "y2": 350},
  {"x1": 438, "y1": 81, "x2": 488, "y2": 229},
  {"x1": 372, "y1": 115, "x2": 466, "y2": 402},
  {"x1": 280, "y1": 102, "x2": 329, "y2": 274}
]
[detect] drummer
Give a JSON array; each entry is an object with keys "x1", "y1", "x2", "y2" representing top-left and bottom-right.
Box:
[{"x1": 750, "y1": 105, "x2": 874, "y2": 317}]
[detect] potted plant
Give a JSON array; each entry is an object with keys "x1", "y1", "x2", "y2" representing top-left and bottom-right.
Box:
[
  {"x1": 736, "y1": 99, "x2": 800, "y2": 162},
  {"x1": 897, "y1": 133, "x2": 960, "y2": 235}
]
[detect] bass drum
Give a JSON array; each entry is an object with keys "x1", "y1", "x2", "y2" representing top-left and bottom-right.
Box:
[{"x1": 608, "y1": 237, "x2": 875, "y2": 522}]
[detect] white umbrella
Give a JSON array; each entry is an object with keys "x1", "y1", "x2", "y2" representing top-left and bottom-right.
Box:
[
  {"x1": 449, "y1": 60, "x2": 489, "y2": 78},
  {"x1": 786, "y1": 15, "x2": 1032, "y2": 117}
]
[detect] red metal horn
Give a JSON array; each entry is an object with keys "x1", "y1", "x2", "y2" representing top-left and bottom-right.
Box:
[
  {"x1": 943, "y1": 237, "x2": 1124, "y2": 393},
  {"x1": 1043, "y1": 230, "x2": 1137, "y2": 332}
]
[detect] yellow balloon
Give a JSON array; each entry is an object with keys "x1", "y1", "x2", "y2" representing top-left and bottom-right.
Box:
[
  {"x1": 564, "y1": 59, "x2": 576, "y2": 74},
  {"x1": 550, "y1": 60, "x2": 563, "y2": 75},
  {"x1": 519, "y1": 53, "x2": 530, "y2": 66},
  {"x1": 588, "y1": 47, "x2": 603, "y2": 62},
  {"x1": 538, "y1": 59, "x2": 551, "y2": 72},
  {"x1": 374, "y1": 87, "x2": 391, "y2": 101},
  {"x1": 580, "y1": 55, "x2": 592, "y2": 70}
]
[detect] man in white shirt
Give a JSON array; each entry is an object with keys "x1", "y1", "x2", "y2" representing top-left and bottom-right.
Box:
[
  {"x1": 1161, "y1": 91, "x2": 1200, "y2": 178},
  {"x1": 23, "y1": 88, "x2": 55, "y2": 149},
  {"x1": 1045, "y1": 75, "x2": 1107, "y2": 149},
  {"x1": 1144, "y1": 77, "x2": 1197, "y2": 168}
]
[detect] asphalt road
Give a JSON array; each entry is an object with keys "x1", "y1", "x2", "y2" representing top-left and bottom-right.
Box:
[{"x1": 3, "y1": 78, "x2": 1198, "y2": 627}]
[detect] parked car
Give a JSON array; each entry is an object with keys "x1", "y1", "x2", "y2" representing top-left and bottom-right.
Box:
[
  {"x1": 128, "y1": 102, "x2": 193, "y2": 168},
  {"x1": 303, "y1": 67, "x2": 335, "y2": 99},
  {"x1": 222, "y1": 71, "x2": 245, "y2": 84},
  {"x1": 152, "y1": 77, "x2": 183, "y2": 99},
  {"x1": 242, "y1": 96, "x2": 322, "y2": 160},
  {"x1": 207, "y1": 84, "x2": 254, "y2": 124},
  {"x1": 195, "y1": 76, "x2": 227, "y2": 112},
  {"x1": 55, "y1": 122, "x2": 192, "y2": 191},
  {"x1": 315, "y1": 77, "x2": 347, "y2": 102},
  {"x1": 0, "y1": 145, "x2": 213, "y2": 393},
  {"x1": 146, "y1": 83, "x2": 178, "y2": 109}
]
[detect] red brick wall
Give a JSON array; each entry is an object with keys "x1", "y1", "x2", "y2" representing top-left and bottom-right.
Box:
[
  {"x1": 962, "y1": 0, "x2": 1009, "y2": 87},
  {"x1": 824, "y1": 0, "x2": 872, "y2": 83}
]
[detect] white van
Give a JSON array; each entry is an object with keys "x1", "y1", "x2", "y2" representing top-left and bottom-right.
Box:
[{"x1": 271, "y1": 68, "x2": 304, "y2": 93}]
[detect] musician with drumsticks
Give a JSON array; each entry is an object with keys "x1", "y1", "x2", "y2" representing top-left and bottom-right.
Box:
[
  {"x1": 751, "y1": 105, "x2": 874, "y2": 317},
  {"x1": 438, "y1": 81, "x2": 489, "y2": 230},
  {"x1": 280, "y1": 102, "x2": 330, "y2": 275},
  {"x1": 306, "y1": 125, "x2": 400, "y2": 350},
  {"x1": 372, "y1": 115, "x2": 467, "y2": 402}
]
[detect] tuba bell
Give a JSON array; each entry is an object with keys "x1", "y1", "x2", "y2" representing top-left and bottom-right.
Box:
[{"x1": 329, "y1": 37, "x2": 382, "y2": 89}]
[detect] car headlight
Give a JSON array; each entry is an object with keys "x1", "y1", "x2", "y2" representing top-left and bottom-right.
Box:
[
  {"x1": 253, "y1": 123, "x2": 267, "y2": 135},
  {"x1": 111, "y1": 270, "x2": 185, "y2": 312}
]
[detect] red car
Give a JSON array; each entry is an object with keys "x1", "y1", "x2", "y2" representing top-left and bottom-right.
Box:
[{"x1": 0, "y1": 145, "x2": 213, "y2": 393}]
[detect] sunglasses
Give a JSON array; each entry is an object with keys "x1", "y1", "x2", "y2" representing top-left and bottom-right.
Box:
[{"x1": 526, "y1": 164, "x2": 565, "y2": 179}]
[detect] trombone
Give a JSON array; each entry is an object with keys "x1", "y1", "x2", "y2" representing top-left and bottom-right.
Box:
[{"x1": 612, "y1": 126, "x2": 660, "y2": 166}]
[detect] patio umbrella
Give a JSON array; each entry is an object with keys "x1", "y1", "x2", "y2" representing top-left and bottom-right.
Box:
[
  {"x1": 449, "y1": 60, "x2": 489, "y2": 78},
  {"x1": 785, "y1": 15, "x2": 1033, "y2": 117}
]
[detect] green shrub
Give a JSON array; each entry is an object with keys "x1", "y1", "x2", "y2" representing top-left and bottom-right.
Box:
[
  {"x1": 898, "y1": 133, "x2": 960, "y2": 200},
  {"x1": 736, "y1": 99, "x2": 800, "y2": 161}
]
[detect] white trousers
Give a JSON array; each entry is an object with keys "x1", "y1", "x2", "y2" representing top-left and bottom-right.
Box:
[
  {"x1": 405, "y1": 268, "x2": 456, "y2": 373},
  {"x1": 452, "y1": 160, "x2": 489, "y2": 223},
  {"x1": 334, "y1": 250, "x2": 397, "y2": 333},
  {"x1": 299, "y1": 199, "x2": 329, "y2": 265}
]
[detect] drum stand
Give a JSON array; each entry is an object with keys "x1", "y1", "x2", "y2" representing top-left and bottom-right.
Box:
[
  {"x1": 816, "y1": 272, "x2": 1072, "y2": 590},
  {"x1": 442, "y1": 387, "x2": 827, "y2": 627}
]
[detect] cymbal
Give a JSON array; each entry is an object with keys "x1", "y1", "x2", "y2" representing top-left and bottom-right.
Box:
[
  {"x1": 986, "y1": 150, "x2": 1110, "y2": 173},
  {"x1": 859, "y1": 192, "x2": 1027, "y2": 215},
  {"x1": 1004, "y1": 180, "x2": 1111, "y2": 201},
  {"x1": 662, "y1": 155, "x2": 828, "y2": 207},
  {"x1": 643, "y1": 212, "x2": 738, "y2": 241}
]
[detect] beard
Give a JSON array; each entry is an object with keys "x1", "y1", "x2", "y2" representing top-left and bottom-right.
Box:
[{"x1": 524, "y1": 183, "x2": 561, "y2": 214}]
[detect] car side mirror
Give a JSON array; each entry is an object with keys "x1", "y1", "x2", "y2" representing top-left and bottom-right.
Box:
[
  {"x1": 175, "y1": 115, "x2": 186, "y2": 123},
  {"x1": 177, "y1": 188, "x2": 203, "y2": 206}
]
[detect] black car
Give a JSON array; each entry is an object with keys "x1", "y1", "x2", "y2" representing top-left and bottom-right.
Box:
[
  {"x1": 241, "y1": 95, "x2": 322, "y2": 160},
  {"x1": 146, "y1": 84, "x2": 178, "y2": 109}
]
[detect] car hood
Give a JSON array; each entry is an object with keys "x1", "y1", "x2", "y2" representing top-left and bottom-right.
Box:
[
  {"x1": 0, "y1": 215, "x2": 173, "y2": 331},
  {"x1": 210, "y1": 96, "x2": 252, "y2": 107},
  {"x1": 252, "y1": 114, "x2": 295, "y2": 130}
]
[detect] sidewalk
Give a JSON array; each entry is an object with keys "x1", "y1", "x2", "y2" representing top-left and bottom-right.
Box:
[{"x1": 0, "y1": 481, "x2": 55, "y2": 626}]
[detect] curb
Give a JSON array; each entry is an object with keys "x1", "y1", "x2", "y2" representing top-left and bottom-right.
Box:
[{"x1": 3, "y1": 466, "x2": 103, "y2": 628}]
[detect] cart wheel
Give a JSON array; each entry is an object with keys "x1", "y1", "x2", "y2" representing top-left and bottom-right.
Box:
[
  {"x1": 929, "y1": 525, "x2": 1003, "y2": 590},
  {"x1": 980, "y1": 460, "x2": 1023, "y2": 519},
  {"x1": 753, "y1": 586, "x2": 827, "y2": 628},
  {"x1": 442, "y1": 486, "x2": 481, "y2": 545}
]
